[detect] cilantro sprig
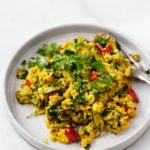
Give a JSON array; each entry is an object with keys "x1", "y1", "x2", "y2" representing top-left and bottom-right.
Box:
[
  {"x1": 37, "y1": 43, "x2": 58, "y2": 56},
  {"x1": 94, "y1": 37, "x2": 108, "y2": 47},
  {"x1": 90, "y1": 60, "x2": 105, "y2": 73},
  {"x1": 27, "y1": 56, "x2": 42, "y2": 69}
]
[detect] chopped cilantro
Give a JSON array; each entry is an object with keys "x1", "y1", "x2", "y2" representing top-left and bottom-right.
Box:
[
  {"x1": 47, "y1": 105, "x2": 61, "y2": 116},
  {"x1": 74, "y1": 75, "x2": 82, "y2": 90},
  {"x1": 91, "y1": 60, "x2": 105, "y2": 73},
  {"x1": 64, "y1": 49, "x2": 75, "y2": 55},
  {"x1": 74, "y1": 40, "x2": 86, "y2": 49},
  {"x1": 21, "y1": 60, "x2": 27, "y2": 66},
  {"x1": 27, "y1": 56, "x2": 43, "y2": 70},
  {"x1": 76, "y1": 94, "x2": 86, "y2": 104},
  {"x1": 89, "y1": 56, "x2": 96, "y2": 63},
  {"x1": 91, "y1": 79, "x2": 103, "y2": 92},
  {"x1": 52, "y1": 54, "x2": 64, "y2": 63},
  {"x1": 84, "y1": 71, "x2": 90, "y2": 80},
  {"x1": 37, "y1": 43, "x2": 58, "y2": 56},
  {"x1": 74, "y1": 38, "x2": 78, "y2": 43},
  {"x1": 50, "y1": 52, "x2": 85, "y2": 73},
  {"x1": 94, "y1": 37, "x2": 107, "y2": 47},
  {"x1": 101, "y1": 108, "x2": 114, "y2": 117},
  {"x1": 104, "y1": 74, "x2": 113, "y2": 86},
  {"x1": 69, "y1": 63, "x2": 77, "y2": 72},
  {"x1": 34, "y1": 83, "x2": 41, "y2": 90},
  {"x1": 70, "y1": 104, "x2": 76, "y2": 111}
]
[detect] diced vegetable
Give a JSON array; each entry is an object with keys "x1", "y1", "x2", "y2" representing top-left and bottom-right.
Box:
[
  {"x1": 44, "y1": 86, "x2": 60, "y2": 94},
  {"x1": 76, "y1": 94, "x2": 86, "y2": 104},
  {"x1": 37, "y1": 43, "x2": 58, "y2": 56},
  {"x1": 95, "y1": 43, "x2": 112, "y2": 53},
  {"x1": 16, "y1": 67, "x2": 28, "y2": 79},
  {"x1": 25, "y1": 80, "x2": 31, "y2": 87},
  {"x1": 65, "y1": 127, "x2": 79, "y2": 143},
  {"x1": 89, "y1": 71, "x2": 99, "y2": 81},
  {"x1": 94, "y1": 36, "x2": 107, "y2": 47},
  {"x1": 124, "y1": 106, "x2": 130, "y2": 112},
  {"x1": 127, "y1": 88, "x2": 139, "y2": 103}
]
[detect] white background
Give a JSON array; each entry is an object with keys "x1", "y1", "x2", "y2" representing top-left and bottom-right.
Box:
[{"x1": 1, "y1": 0, "x2": 150, "y2": 149}]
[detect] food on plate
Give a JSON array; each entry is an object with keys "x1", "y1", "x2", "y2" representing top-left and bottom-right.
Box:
[
  {"x1": 15, "y1": 33, "x2": 139, "y2": 149},
  {"x1": 130, "y1": 52, "x2": 141, "y2": 62}
]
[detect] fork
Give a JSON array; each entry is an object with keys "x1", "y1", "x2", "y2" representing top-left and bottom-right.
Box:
[{"x1": 120, "y1": 47, "x2": 150, "y2": 85}]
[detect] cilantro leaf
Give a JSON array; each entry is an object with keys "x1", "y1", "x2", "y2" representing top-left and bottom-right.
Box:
[
  {"x1": 104, "y1": 74, "x2": 113, "y2": 86},
  {"x1": 37, "y1": 43, "x2": 58, "y2": 56},
  {"x1": 74, "y1": 40, "x2": 88, "y2": 49},
  {"x1": 52, "y1": 54, "x2": 64, "y2": 63},
  {"x1": 94, "y1": 37, "x2": 107, "y2": 47},
  {"x1": 51, "y1": 52, "x2": 85, "y2": 74},
  {"x1": 91, "y1": 60, "x2": 105, "y2": 73},
  {"x1": 27, "y1": 56, "x2": 41, "y2": 68},
  {"x1": 74, "y1": 38, "x2": 78, "y2": 43},
  {"x1": 91, "y1": 79, "x2": 103, "y2": 92},
  {"x1": 101, "y1": 108, "x2": 114, "y2": 117},
  {"x1": 74, "y1": 75, "x2": 82, "y2": 90},
  {"x1": 76, "y1": 94, "x2": 86, "y2": 104}
]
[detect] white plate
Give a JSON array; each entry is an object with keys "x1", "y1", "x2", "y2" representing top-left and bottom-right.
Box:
[{"x1": 4, "y1": 24, "x2": 150, "y2": 150}]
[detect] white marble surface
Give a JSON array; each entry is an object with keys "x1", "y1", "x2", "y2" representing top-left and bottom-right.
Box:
[{"x1": 1, "y1": 0, "x2": 150, "y2": 149}]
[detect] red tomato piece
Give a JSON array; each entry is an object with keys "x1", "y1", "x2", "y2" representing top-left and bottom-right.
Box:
[
  {"x1": 104, "y1": 45, "x2": 112, "y2": 53},
  {"x1": 89, "y1": 71, "x2": 99, "y2": 81},
  {"x1": 127, "y1": 88, "x2": 139, "y2": 103},
  {"x1": 64, "y1": 127, "x2": 79, "y2": 143},
  {"x1": 95, "y1": 43, "x2": 112, "y2": 53},
  {"x1": 124, "y1": 106, "x2": 130, "y2": 112},
  {"x1": 25, "y1": 80, "x2": 31, "y2": 87}
]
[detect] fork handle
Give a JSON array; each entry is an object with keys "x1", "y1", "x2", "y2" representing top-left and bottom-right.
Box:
[{"x1": 136, "y1": 72, "x2": 150, "y2": 85}]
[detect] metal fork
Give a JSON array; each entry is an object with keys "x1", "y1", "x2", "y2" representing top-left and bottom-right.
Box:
[{"x1": 120, "y1": 47, "x2": 150, "y2": 85}]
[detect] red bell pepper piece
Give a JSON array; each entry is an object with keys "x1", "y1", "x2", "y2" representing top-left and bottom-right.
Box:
[
  {"x1": 127, "y1": 88, "x2": 139, "y2": 103},
  {"x1": 124, "y1": 106, "x2": 137, "y2": 112},
  {"x1": 89, "y1": 71, "x2": 99, "y2": 81},
  {"x1": 25, "y1": 80, "x2": 31, "y2": 87},
  {"x1": 95, "y1": 43, "x2": 112, "y2": 53},
  {"x1": 65, "y1": 127, "x2": 79, "y2": 143},
  {"x1": 124, "y1": 106, "x2": 130, "y2": 112}
]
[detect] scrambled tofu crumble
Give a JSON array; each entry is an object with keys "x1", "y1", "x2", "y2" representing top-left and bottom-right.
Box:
[{"x1": 16, "y1": 33, "x2": 139, "y2": 149}]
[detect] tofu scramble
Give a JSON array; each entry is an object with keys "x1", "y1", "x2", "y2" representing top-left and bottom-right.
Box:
[{"x1": 16, "y1": 33, "x2": 139, "y2": 149}]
